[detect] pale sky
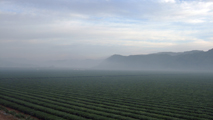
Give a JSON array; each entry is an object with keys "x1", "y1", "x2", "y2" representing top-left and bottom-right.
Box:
[{"x1": 1, "y1": 0, "x2": 213, "y2": 61}]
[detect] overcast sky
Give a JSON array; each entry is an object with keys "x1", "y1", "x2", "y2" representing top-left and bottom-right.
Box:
[{"x1": 1, "y1": 0, "x2": 213, "y2": 61}]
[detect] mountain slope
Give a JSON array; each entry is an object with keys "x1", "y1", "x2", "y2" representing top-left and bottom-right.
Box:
[{"x1": 97, "y1": 48, "x2": 213, "y2": 71}]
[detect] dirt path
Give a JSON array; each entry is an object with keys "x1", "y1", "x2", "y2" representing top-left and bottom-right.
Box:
[
  {"x1": 0, "y1": 105, "x2": 39, "y2": 120},
  {"x1": 0, "y1": 110, "x2": 19, "y2": 120}
]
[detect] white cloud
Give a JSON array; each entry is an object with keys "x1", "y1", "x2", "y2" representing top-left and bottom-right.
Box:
[
  {"x1": 0, "y1": 0, "x2": 213, "y2": 60},
  {"x1": 160, "y1": 0, "x2": 176, "y2": 3}
]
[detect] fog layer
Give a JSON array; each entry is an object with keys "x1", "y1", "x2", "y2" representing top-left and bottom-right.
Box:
[{"x1": 97, "y1": 48, "x2": 213, "y2": 72}]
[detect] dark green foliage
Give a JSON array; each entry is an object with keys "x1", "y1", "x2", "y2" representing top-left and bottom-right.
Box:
[
  {"x1": 8, "y1": 110, "x2": 16, "y2": 116},
  {"x1": 15, "y1": 113, "x2": 25, "y2": 118},
  {"x1": 0, "y1": 105, "x2": 28, "y2": 119},
  {"x1": 0, "y1": 106, "x2": 4, "y2": 110},
  {"x1": 4, "y1": 108, "x2": 9, "y2": 113},
  {"x1": 0, "y1": 70, "x2": 213, "y2": 120}
]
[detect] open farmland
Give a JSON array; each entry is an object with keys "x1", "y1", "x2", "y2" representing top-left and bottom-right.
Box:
[{"x1": 0, "y1": 70, "x2": 213, "y2": 120}]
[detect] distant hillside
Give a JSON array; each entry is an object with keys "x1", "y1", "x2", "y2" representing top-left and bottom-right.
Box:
[{"x1": 97, "y1": 48, "x2": 213, "y2": 71}]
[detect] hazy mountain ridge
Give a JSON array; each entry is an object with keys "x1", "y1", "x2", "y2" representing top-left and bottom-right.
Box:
[
  {"x1": 97, "y1": 48, "x2": 213, "y2": 71},
  {"x1": 152, "y1": 50, "x2": 204, "y2": 56}
]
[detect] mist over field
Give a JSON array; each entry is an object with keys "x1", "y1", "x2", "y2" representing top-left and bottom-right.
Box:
[
  {"x1": 1, "y1": 48, "x2": 213, "y2": 72},
  {"x1": 96, "y1": 48, "x2": 213, "y2": 72},
  {"x1": 1, "y1": 2, "x2": 213, "y2": 119},
  {"x1": 1, "y1": 0, "x2": 213, "y2": 72}
]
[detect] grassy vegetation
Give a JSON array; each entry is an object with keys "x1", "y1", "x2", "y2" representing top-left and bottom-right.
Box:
[
  {"x1": 0, "y1": 70, "x2": 213, "y2": 120},
  {"x1": 0, "y1": 105, "x2": 36, "y2": 120}
]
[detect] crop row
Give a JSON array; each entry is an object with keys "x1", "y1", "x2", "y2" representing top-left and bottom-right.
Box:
[
  {"x1": 0, "y1": 89, "x2": 171, "y2": 120},
  {"x1": 2, "y1": 84, "x2": 212, "y2": 117},
  {"x1": 1, "y1": 82, "x2": 212, "y2": 116},
  {"x1": 0, "y1": 95, "x2": 120, "y2": 120},
  {"x1": 2, "y1": 77, "x2": 211, "y2": 112},
  {"x1": 0, "y1": 90, "x2": 143, "y2": 120},
  {"x1": 0, "y1": 98, "x2": 66, "y2": 120},
  {"x1": 1, "y1": 87, "x2": 212, "y2": 120},
  {"x1": 0, "y1": 73, "x2": 212, "y2": 120}
]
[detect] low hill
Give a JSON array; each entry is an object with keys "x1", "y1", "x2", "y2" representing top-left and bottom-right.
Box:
[{"x1": 97, "y1": 48, "x2": 213, "y2": 71}]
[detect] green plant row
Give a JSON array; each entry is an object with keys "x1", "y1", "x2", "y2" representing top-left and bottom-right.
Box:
[
  {"x1": 0, "y1": 99, "x2": 66, "y2": 120},
  {"x1": 2, "y1": 84, "x2": 209, "y2": 116},
  {"x1": 1, "y1": 75, "x2": 212, "y2": 109},
  {"x1": 10, "y1": 86, "x2": 212, "y2": 119},
  {"x1": 0, "y1": 89, "x2": 171, "y2": 120},
  {"x1": 0, "y1": 90, "x2": 138, "y2": 120},
  {"x1": 1, "y1": 87, "x2": 211, "y2": 120},
  {"x1": 1, "y1": 73, "x2": 212, "y2": 120},
  {"x1": 0, "y1": 105, "x2": 36, "y2": 120},
  {"x1": 48, "y1": 86, "x2": 213, "y2": 112},
  {"x1": 4, "y1": 79, "x2": 212, "y2": 114},
  {"x1": 1, "y1": 93, "x2": 137, "y2": 120},
  {"x1": 0, "y1": 95, "x2": 89, "y2": 120}
]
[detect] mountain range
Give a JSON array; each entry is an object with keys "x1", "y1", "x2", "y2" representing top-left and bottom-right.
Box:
[{"x1": 97, "y1": 48, "x2": 213, "y2": 71}]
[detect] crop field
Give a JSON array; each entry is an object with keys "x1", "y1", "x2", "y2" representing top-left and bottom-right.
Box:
[{"x1": 0, "y1": 70, "x2": 213, "y2": 120}]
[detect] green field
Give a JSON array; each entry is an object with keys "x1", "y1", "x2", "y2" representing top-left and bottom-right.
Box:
[{"x1": 0, "y1": 70, "x2": 213, "y2": 120}]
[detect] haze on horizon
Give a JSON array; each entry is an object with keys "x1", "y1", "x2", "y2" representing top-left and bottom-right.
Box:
[{"x1": 1, "y1": 0, "x2": 213, "y2": 68}]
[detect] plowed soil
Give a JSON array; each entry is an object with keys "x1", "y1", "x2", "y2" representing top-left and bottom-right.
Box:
[
  {"x1": 0, "y1": 110, "x2": 18, "y2": 120},
  {"x1": 0, "y1": 106, "x2": 39, "y2": 120}
]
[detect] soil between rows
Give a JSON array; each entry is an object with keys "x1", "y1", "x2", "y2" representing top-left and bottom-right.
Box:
[
  {"x1": 0, "y1": 110, "x2": 19, "y2": 120},
  {"x1": 0, "y1": 105, "x2": 39, "y2": 120}
]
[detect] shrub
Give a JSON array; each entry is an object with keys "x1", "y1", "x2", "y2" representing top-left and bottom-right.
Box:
[
  {"x1": 0, "y1": 106, "x2": 7, "y2": 111},
  {"x1": 4, "y1": 109, "x2": 9, "y2": 113},
  {"x1": 8, "y1": 110, "x2": 16, "y2": 115},
  {"x1": 15, "y1": 113, "x2": 25, "y2": 119}
]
